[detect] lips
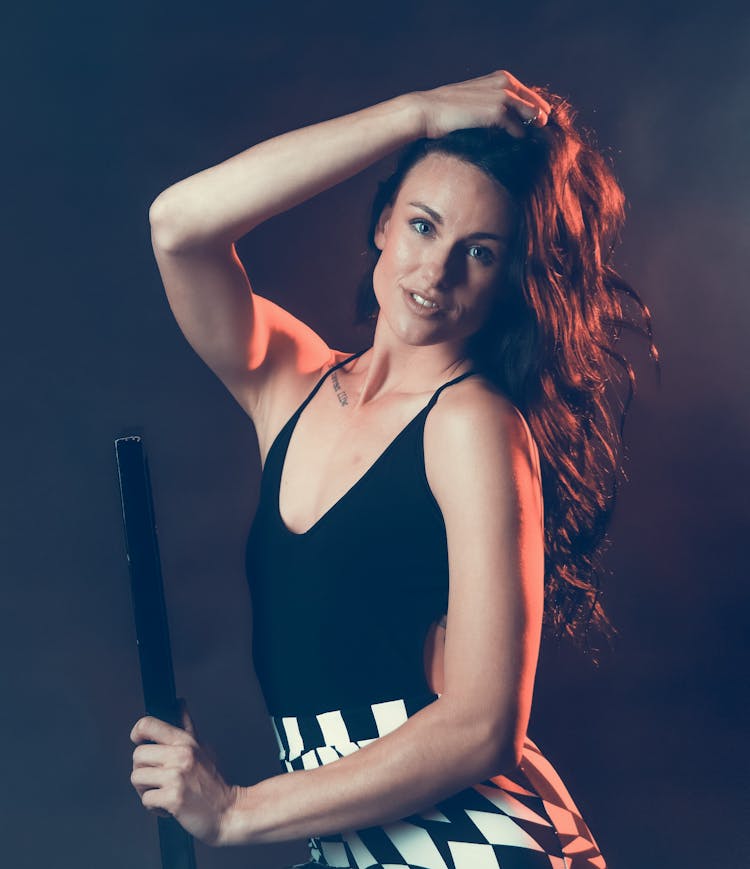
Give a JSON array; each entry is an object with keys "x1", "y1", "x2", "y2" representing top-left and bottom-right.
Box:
[{"x1": 405, "y1": 288, "x2": 441, "y2": 309}]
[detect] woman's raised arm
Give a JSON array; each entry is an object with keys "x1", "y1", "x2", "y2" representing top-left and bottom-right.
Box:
[
  {"x1": 150, "y1": 95, "x2": 424, "y2": 250},
  {"x1": 151, "y1": 70, "x2": 548, "y2": 248},
  {"x1": 147, "y1": 95, "x2": 424, "y2": 431},
  {"x1": 147, "y1": 73, "x2": 549, "y2": 433}
]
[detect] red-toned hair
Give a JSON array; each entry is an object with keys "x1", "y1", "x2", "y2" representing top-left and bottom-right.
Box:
[{"x1": 354, "y1": 90, "x2": 660, "y2": 662}]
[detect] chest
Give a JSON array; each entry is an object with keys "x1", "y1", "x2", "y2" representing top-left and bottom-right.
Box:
[{"x1": 276, "y1": 381, "x2": 437, "y2": 537}]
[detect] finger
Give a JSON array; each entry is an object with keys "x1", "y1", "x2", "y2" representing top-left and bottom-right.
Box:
[
  {"x1": 133, "y1": 742, "x2": 176, "y2": 768},
  {"x1": 503, "y1": 97, "x2": 549, "y2": 130},
  {"x1": 524, "y1": 94, "x2": 551, "y2": 127},
  {"x1": 496, "y1": 70, "x2": 552, "y2": 117},
  {"x1": 130, "y1": 715, "x2": 195, "y2": 747},
  {"x1": 518, "y1": 88, "x2": 552, "y2": 120},
  {"x1": 135, "y1": 784, "x2": 171, "y2": 817},
  {"x1": 142, "y1": 784, "x2": 178, "y2": 815},
  {"x1": 503, "y1": 90, "x2": 550, "y2": 128},
  {"x1": 499, "y1": 104, "x2": 526, "y2": 140},
  {"x1": 133, "y1": 742, "x2": 199, "y2": 777},
  {"x1": 131, "y1": 767, "x2": 181, "y2": 806},
  {"x1": 500, "y1": 90, "x2": 540, "y2": 125},
  {"x1": 131, "y1": 764, "x2": 172, "y2": 792}
]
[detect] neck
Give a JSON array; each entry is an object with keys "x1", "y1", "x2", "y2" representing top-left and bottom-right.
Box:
[{"x1": 347, "y1": 322, "x2": 474, "y2": 410}]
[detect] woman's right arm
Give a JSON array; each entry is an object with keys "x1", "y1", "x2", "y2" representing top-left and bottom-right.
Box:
[
  {"x1": 148, "y1": 94, "x2": 425, "y2": 431},
  {"x1": 149, "y1": 71, "x2": 549, "y2": 435}
]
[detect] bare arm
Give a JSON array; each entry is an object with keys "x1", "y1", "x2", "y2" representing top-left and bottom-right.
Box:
[
  {"x1": 147, "y1": 71, "x2": 550, "y2": 428},
  {"x1": 151, "y1": 68, "x2": 549, "y2": 251},
  {"x1": 217, "y1": 387, "x2": 545, "y2": 845},
  {"x1": 150, "y1": 94, "x2": 424, "y2": 250},
  {"x1": 129, "y1": 71, "x2": 552, "y2": 843},
  {"x1": 129, "y1": 383, "x2": 545, "y2": 847},
  {"x1": 147, "y1": 94, "x2": 424, "y2": 429}
]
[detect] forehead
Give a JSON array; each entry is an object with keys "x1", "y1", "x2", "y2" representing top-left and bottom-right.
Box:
[{"x1": 394, "y1": 153, "x2": 514, "y2": 231}]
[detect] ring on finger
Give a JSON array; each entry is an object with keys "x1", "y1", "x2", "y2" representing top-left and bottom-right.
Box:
[{"x1": 522, "y1": 107, "x2": 542, "y2": 126}]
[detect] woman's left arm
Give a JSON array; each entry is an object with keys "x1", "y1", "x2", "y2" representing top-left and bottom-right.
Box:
[{"x1": 130, "y1": 388, "x2": 545, "y2": 847}]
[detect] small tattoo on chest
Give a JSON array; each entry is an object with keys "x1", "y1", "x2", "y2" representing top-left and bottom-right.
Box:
[{"x1": 331, "y1": 371, "x2": 349, "y2": 406}]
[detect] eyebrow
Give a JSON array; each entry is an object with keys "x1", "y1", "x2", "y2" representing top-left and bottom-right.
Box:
[{"x1": 408, "y1": 201, "x2": 508, "y2": 242}]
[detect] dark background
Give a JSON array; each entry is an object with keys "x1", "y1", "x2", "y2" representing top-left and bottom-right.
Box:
[{"x1": 3, "y1": 1, "x2": 748, "y2": 867}]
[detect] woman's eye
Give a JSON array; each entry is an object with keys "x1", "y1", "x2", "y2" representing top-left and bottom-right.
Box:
[
  {"x1": 468, "y1": 245, "x2": 493, "y2": 264},
  {"x1": 411, "y1": 219, "x2": 432, "y2": 235}
]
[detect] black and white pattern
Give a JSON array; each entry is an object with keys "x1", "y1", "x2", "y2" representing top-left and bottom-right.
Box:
[{"x1": 271, "y1": 692, "x2": 606, "y2": 869}]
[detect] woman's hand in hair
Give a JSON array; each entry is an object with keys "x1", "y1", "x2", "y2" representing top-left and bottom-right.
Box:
[{"x1": 412, "y1": 69, "x2": 551, "y2": 140}]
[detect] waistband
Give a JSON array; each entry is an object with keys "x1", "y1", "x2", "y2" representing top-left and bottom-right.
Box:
[{"x1": 270, "y1": 690, "x2": 440, "y2": 767}]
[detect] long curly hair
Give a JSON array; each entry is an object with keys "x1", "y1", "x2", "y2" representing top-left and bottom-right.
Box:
[{"x1": 353, "y1": 89, "x2": 660, "y2": 663}]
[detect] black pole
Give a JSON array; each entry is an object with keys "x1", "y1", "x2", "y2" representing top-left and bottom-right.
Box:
[{"x1": 115, "y1": 434, "x2": 197, "y2": 869}]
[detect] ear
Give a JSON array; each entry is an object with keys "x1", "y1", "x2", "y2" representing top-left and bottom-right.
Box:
[{"x1": 373, "y1": 204, "x2": 393, "y2": 251}]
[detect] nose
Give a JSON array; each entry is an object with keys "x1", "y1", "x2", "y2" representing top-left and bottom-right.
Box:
[
  {"x1": 418, "y1": 245, "x2": 460, "y2": 291},
  {"x1": 419, "y1": 260, "x2": 446, "y2": 289}
]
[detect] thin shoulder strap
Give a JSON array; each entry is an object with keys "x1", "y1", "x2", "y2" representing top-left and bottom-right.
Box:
[
  {"x1": 294, "y1": 347, "x2": 368, "y2": 418},
  {"x1": 425, "y1": 369, "x2": 480, "y2": 412}
]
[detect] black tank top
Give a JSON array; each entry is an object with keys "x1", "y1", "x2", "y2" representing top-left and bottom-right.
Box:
[{"x1": 244, "y1": 348, "x2": 480, "y2": 717}]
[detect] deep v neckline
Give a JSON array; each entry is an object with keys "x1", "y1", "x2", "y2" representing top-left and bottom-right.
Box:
[{"x1": 275, "y1": 351, "x2": 477, "y2": 538}]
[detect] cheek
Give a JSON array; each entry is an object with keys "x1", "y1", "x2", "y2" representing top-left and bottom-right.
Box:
[
  {"x1": 385, "y1": 231, "x2": 419, "y2": 267},
  {"x1": 464, "y1": 273, "x2": 501, "y2": 312},
  {"x1": 374, "y1": 236, "x2": 414, "y2": 285},
  {"x1": 476, "y1": 280, "x2": 505, "y2": 322},
  {"x1": 371, "y1": 255, "x2": 392, "y2": 304}
]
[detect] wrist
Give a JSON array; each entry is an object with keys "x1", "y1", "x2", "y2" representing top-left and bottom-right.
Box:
[
  {"x1": 215, "y1": 783, "x2": 258, "y2": 847},
  {"x1": 387, "y1": 91, "x2": 428, "y2": 141}
]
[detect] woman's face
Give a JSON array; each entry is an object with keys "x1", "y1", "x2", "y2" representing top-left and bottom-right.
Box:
[{"x1": 372, "y1": 152, "x2": 515, "y2": 352}]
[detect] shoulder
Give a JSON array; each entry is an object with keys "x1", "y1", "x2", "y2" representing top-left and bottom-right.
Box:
[
  {"x1": 426, "y1": 375, "x2": 541, "y2": 478},
  {"x1": 255, "y1": 344, "x2": 342, "y2": 464},
  {"x1": 266, "y1": 346, "x2": 359, "y2": 418},
  {"x1": 329, "y1": 348, "x2": 359, "y2": 368},
  {"x1": 424, "y1": 375, "x2": 543, "y2": 520}
]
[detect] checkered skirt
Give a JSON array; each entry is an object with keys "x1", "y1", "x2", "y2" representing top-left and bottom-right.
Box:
[{"x1": 271, "y1": 691, "x2": 606, "y2": 869}]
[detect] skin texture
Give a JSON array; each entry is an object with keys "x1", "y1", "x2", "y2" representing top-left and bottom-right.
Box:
[
  {"x1": 371, "y1": 152, "x2": 516, "y2": 361},
  {"x1": 132, "y1": 69, "x2": 549, "y2": 847},
  {"x1": 275, "y1": 153, "x2": 518, "y2": 538},
  {"x1": 423, "y1": 616, "x2": 447, "y2": 693}
]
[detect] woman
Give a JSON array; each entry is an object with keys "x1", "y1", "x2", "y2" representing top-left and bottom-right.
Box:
[{"x1": 130, "y1": 68, "x2": 656, "y2": 868}]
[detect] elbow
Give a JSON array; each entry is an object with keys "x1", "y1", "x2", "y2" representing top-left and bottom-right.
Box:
[
  {"x1": 487, "y1": 739, "x2": 523, "y2": 777},
  {"x1": 476, "y1": 723, "x2": 525, "y2": 777},
  {"x1": 504, "y1": 739, "x2": 525, "y2": 773},
  {"x1": 149, "y1": 187, "x2": 215, "y2": 253},
  {"x1": 148, "y1": 190, "x2": 171, "y2": 229},
  {"x1": 149, "y1": 191, "x2": 178, "y2": 249},
  {"x1": 439, "y1": 699, "x2": 525, "y2": 778},
  {"x1": 148, "y1": 193, "x2": 232, "y2": 254},
  {"x1": 149, "y1": 190, "x2": 189, "y2": 253}
]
